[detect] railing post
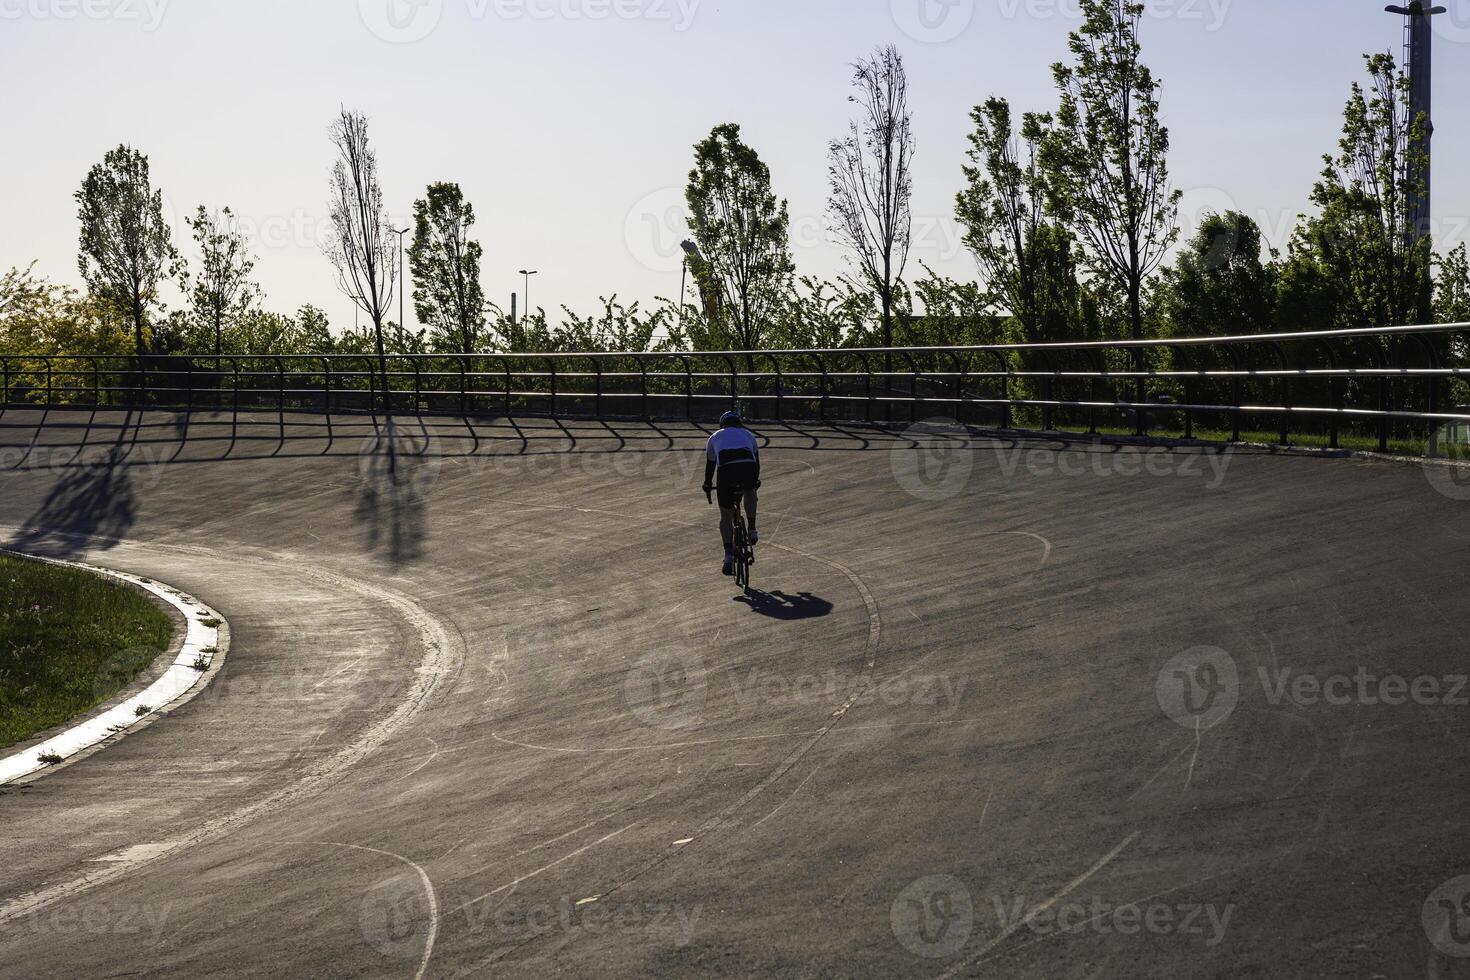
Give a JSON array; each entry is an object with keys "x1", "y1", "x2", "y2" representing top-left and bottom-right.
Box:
[
  {"x1": 681, "y1": 355, "x2": 694, "y2": 419},
  {"x1": 1133, "y1": 347, "x2": 1146, "y2": 436},
  {"x1": 321, "y1": 357, "x2": 333, "y2": 445},
  {"x1": 815, "y1": 354, "x2": 830, "y2": 422},
  {"x1": 950, "y1": 352, "x2": 968, "y2": 427},
  {"x1": 857, "y1": 352, "x2": 873, "y2": 423},
  {"x1": 45, "y1": 360, "x2": 53, "y2": 407},
  {"x1": 1227, "y1": 348, "x2": 1243, "y2": 443},
  {"x1": 547, "y1": 357, "x2": 558, "y2": 417},
  {"x1": 1000, "y1": 351, "x2": 1013, "y2": 430},
  {"x1": 459, "y1": 356, "x2": 469, "y2": 418},
  {"x1": 277, "y1": 360, "x2": 286, "y2": 442},
  {"x1": 231, "y1": 360, "x2": 240, "y2": 444},
  {"x1": 504, "y1": 360, "x2": 513, "y2": 418},
  {"x1": 184, "y1": 359, "x2": 194, "y2": 418},
  {"x1": 589, "y1": 355, "x2": 604, "y2": 417},
  {"x1": 1272, "y1": 342, "x2": 1290, "y2": 446},
  {"x1": 901, "y1": 350, "x2": 920, "y2": 424},
  {"x1": 639, "y1": 360, "x2": 649, "y2": 419},
  {"x1": 1038, "y1": 350, "x2": 1054, "y2": 432},
  {"x1": 89, "y1": 357, "x2": 99, "y2": 408},
  {"x1": 724, "y1": 355, "x2": 739, "y2": 409},
  {"x1": 769, "y1": 353, "x2": 785, "y2": 422}
]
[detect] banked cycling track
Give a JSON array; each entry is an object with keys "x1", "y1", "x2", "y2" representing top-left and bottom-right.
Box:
[{"x1": 0, "y1": 408, "x2": 1467, "y2": 978}]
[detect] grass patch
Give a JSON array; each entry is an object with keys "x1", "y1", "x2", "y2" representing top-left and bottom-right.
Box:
[{"x1": 0, "y1": 555, "x2": 172, "y2": 750}]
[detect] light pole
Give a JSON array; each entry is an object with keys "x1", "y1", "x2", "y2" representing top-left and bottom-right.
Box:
[
  {"x1": 679, "y1": 240, "x2": 695, "y2": 332},
  {"x1": 518, "y1": 269, "x2": 539, "y2": 321},
  {"x1": 1385, "y1": 2, "x2": 1444, "y2": 246},
  {"x1": 389, "y1": 226, "x2": 410, "y2": 346}
]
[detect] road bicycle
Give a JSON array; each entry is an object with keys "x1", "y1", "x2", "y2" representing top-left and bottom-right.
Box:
[{"x1": 706, "y1": 487, "x2": 755, "y2": 593}]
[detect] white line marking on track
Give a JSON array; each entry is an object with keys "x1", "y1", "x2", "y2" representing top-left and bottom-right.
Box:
[{"x1": 279, "y1": 841, "x2": 440, "y2": 980}]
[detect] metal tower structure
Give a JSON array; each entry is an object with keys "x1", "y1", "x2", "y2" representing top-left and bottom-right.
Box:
[{"x1": 1385, "y1": 2, "x2": 1445, "y2": 241}]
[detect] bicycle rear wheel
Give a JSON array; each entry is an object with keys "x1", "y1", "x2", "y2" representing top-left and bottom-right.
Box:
[{"x1": 733, "y1": 522, "x2": 751, "y2": 592}]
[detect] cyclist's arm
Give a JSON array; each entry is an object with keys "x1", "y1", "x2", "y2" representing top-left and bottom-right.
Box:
[{"x1": 703, "y1": 458, "x2": 716, "y2": 489}]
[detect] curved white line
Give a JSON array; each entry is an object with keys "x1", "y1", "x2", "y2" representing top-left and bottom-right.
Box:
[
  {"x1": 281, "y1": 841, "x2": 440, "y2": 980},
  {"x1": 0, "y1": 552, "x2": 228, "y2": 786},
  {"x1": 0, "y1": 551, "x2": 461, "y2": 930}
]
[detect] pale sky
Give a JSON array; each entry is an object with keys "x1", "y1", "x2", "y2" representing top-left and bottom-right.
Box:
[{"x1": 3, "y1": 0, "x2": 1469, "y2": 332}]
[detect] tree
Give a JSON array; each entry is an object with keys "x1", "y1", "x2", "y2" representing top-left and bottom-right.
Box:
[
  {"x1": 182, "y1": 206, "x2": 260, "y2": 361},
  {"x1": 828, "y1": 45, "x2": 914, "y2": 354},
  {"x1": 324, "y1": 108, "x2": 397, "y2": 405},
  {"x1": 75, "y1": 144, "x2": 178, "y2": 356},
  {"x1": 1292, "y1": 53, "x2": 1432, "y2": 331},
  {"x1": 1435, "y1": 244, "x2": 1470, "y2": 325},
  {"x1": 956, "y1": 99, "x2": 1084, "y2": 344},
  {"x1": 0, "y1": 276, "x2": 132, "y2": 361},
  {"x1": 408, "y1": 182, "x2": 486, "y2": 354},
  {"x1": 685, "y1": 123, "x2": 795, "y2": 353},
  {"x1": 0, "y1": 263, "x2": 44, "y2": 319},
  {"x1": 770, "y1": 277, "x2": 874, "y2": 350},
  {"x1": 1158, "y1": 211, "x2": 1276, "y2": 337},
  {"x1": 1042, "y1": 0, "x2": 1179, "y2": 340}
]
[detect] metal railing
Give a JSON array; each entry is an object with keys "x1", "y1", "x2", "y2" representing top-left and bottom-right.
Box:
[{"x1": 3, "y1": 322, "x2": 1469, "y2": 453}]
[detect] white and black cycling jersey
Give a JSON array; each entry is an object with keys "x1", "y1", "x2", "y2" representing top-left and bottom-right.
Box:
[{"x1": 706, "y1": 426, "x2": 760, "y2": 477}]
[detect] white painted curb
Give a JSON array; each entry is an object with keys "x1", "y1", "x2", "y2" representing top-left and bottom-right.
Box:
[{"x1": 0, "y1": 554, "x2": 227, "y2": 786}]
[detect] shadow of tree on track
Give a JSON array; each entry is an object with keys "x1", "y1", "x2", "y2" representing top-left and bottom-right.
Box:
[
  {"x1": 5, "y1": 444, "x2": 136, "y2": 558},
  {"x1": 353, "y1": 416, "x2": 432, "y2": 566}
]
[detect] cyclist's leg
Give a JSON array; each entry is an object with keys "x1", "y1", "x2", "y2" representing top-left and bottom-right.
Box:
[
  {"x1": 744, "y1": 487, "x2": 757, "y2": 536},
  {"x1": 719, "y1": 505, "x2": 735, "y2": 549}
]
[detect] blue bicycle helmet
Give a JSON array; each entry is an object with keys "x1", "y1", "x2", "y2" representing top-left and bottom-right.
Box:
[{"x1": 720, "y1": 410, "x2": 743, "y2": 427}]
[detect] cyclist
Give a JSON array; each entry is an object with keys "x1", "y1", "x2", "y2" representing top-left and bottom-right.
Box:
[{"x1": 703, "y1": 409, "x2": 760, "y2": 577}]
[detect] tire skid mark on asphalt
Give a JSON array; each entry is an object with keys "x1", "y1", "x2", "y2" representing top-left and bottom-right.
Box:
[
  {"x1": 0, "y1": 539, "x2": 465, "y2": 939},
  {"x1": 937, "y1": 831, "x2": 1142, "y2": 978}
]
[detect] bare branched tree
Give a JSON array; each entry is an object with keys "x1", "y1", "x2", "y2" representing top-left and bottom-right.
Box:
[
  {"x1": 324, "y1": 108, "x2": 397, "y2": 405},
  {"x1": 828, "y1": 44, "x2": 915, "y2": 353}
]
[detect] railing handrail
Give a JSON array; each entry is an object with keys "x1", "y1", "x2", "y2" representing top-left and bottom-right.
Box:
[{"x1": 5, "y1": 320, "x2": 1469, "y2": 364}]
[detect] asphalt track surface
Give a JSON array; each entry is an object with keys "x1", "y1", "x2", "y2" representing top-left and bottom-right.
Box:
[{"x1": 0, "y1": 407, "x2": 1467, "y2": 978}]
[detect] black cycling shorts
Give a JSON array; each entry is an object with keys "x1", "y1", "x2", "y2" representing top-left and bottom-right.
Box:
[{"x1": 716, "y1": 462, "x2": 759, "y2": 509}]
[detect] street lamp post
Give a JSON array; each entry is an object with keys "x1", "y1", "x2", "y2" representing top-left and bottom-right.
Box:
[
  {"x1": 1385, "y1": 2, "x2": 1445, "y2": 245},
  {"x1": 518, "y1": 269, "x2": 539, "y2": 321},
  {"x1": 679, "y1": 240, "x2": 695, "y2": 333},
  {"x1": 389, "y1": 227, "x2": 410, "y2": 346}
]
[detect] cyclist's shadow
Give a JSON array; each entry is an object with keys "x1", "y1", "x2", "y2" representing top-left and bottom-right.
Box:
[{"x1": 734, "y1": 589, "x2": 834, "y2": 621}]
